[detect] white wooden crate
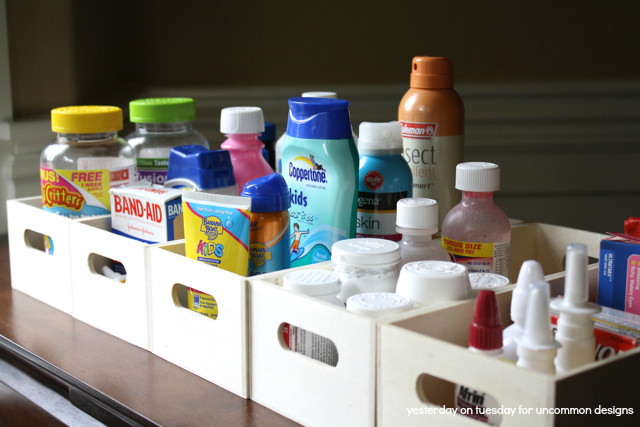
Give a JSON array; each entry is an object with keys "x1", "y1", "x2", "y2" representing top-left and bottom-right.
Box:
[
  {"x1": 69, "y1": 216, "x2": 152, "y2": 349},
  {"x1": 249, "y1": 263, "x2": 440, "y2": 427},
  {"x1": 378, "y1": 289, "x2": 640, "y2": 426},
  {"x1": 147, "y1": 241, "x2": 249, "y2": 398},
  {"x1": 6, "y1": 196, "x2": 76, "y2": 314}
]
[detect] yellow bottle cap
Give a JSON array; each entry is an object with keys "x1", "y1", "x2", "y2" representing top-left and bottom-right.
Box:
[{"x1": 51, "y1": 106, "x2": 123, "y2": 133}]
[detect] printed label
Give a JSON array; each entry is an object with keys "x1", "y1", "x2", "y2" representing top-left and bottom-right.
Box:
[
  {"x1": 248, "y1": 212, "x2": 290, "y2": 276},
  {"x1": 356, "y1": 191, "x2": 407, "y2": 240},
  {"x1": 183, "y1": 200, "x2": 251, "y2": 275},
  {"x1": 40, "y1": 165, "x2": 134, "y2": 218},
  {"x1": 627, "y1": 255, "x2": 640, "y2": 314},
  {"x1": 137, "y1": 157, "x2": 169, "y2": 185},
  {"x1": 442, "y1": 236, "x2": 510, "y2": 276},
  {"x1": 400, "y1": 125, "x2": 463, "y2": 219},
  {"x1": 282, "y1": 323, "x2": 338, "y2": 366},
  {"x1": 188, "y1": 288, "x2": 218, "y2": 319},
  {"x1": 284, "y1": 144, "x2": 357, "y2": 268}
]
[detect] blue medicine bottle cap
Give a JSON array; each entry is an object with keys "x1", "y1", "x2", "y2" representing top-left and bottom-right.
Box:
[
  {"x1": 260, "y1": 122, "x2": 276, "y2": 143},
  {"x1": 166, "y1": 145, "x2": 236, "y2": 190},
  {"x1": 286, "y1": 98, "x2": 352, "y2": 140},
  {"x1": 241, "y1": 173, "x2": 290, "y2": 212}
]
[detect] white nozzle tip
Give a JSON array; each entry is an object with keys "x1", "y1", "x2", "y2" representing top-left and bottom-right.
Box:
[
  {"x1": 518, "y1": 281, "x2": 560, "y2": 350},
  {"x1": 511, "y1": 260, "x2": 544, "y2": 327}
]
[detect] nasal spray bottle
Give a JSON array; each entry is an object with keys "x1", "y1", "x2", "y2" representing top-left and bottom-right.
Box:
[
  {"x1": 515, "y1": 281, "x2": 561, "y2": 374},
  {"x1": 502, "y1": 260, "x2": 545, "y2": 361},
  {"x1": 455, "y1": 290, "x2": 503, "y2": 426},
  {"x1": 550, "y1": 244, "x2": 601, "y2": 374}
]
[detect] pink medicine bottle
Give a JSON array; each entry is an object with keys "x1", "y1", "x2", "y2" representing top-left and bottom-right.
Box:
[
  {"x1": 220, "y1": 106, "x2": 274, "y2": 194},
  {"x1": 441, "y1": 162, "x2": 510, "y2": 276}
]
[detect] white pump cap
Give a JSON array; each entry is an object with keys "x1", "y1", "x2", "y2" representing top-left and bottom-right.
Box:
[
  {"x1": 302, "y1": 91, "x2": 338, "y2": 98},
  {"x1": 511, "y1": 260, "x2": 545, "y2": 328},
  {"x1": 220, "y1": 106, "x2": 265, "y2": 134},
  {"x1": 455, "y1": 162, "x2": 500, "y2": 192},
  {"x1": 357, "y1": 121, "x2": 402, "y2": 152},
  {"x1": 395, "y1": 198, "x2": 439, "y2": 235}
]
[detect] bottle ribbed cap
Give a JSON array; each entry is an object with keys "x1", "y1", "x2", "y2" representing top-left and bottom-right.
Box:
[
  {"x1": 396, "y1": 198, "x2": 439, "y2": 232},
  {"x1": 129, "y1": 97, "x2": 196, "y2": 123},
  {"x1": 469, "y1": 290, "x2": 503, "y2": 350},
  {"x1": 220, "y1": 106, "x2": 265, "y2": 134},
  {"x1": 455, "y1": 162, "x2": 500, "y2": 192},
  {"x1": 410, "y1": 56, "x2": 454, "y2": 89},
  {"x1": 331, "y1": 238, "x2": 401, "y2": 266},
  {"x1": 283, "y1": 269, "x2": 341, "y2": 297},
  {"x1": 357, "y1": 121, "x2": 402, "y2": 152},
  {"x1": 51, "y1": 106, "x2": 122, "y2": 133}
]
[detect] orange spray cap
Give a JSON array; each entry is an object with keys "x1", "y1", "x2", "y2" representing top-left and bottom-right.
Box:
[{"x1": 410, "y1": 56, "x2": 454, "y2": 89}]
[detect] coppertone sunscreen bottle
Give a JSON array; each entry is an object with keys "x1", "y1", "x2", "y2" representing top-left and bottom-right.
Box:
[
  {"x1": 282, "y1": 97, "x2": 358, "y2": 267},
  {"x1": 455, "y1": 289, "x2": 503, "y2": 425},
  {"x1": 398, "y1": 56, "x2": 464, "y2": 230}
]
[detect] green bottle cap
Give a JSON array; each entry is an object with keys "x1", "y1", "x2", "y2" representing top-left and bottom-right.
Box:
[{"x1": 129, "y1": 97, "x2": 196, "y2": 123}]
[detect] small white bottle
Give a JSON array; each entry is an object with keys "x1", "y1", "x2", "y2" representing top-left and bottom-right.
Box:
[
  {"x1": 455, "y1": 289, "x2": 503, "y2": 426},
  {"x1": 396, "y1": 198, "x2": 450, "y2": 265},
  {"x1": 331, "y1": 238, "x2": 402, "y2": 302},
  {"x1": 515, "y1": 281, "x2": 561, "y2": 374},
  {"x1": 502, "y1": 260, "x2": 545, "y2": 362}
]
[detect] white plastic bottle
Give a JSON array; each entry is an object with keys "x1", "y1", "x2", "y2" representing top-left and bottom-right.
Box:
[
  {"x1": 396, "y1": 198, "x2": 450, "y2": 265},
  {"x1": 516, "y1": 281, "x2": 561, "y2": 374},
  {"x1": 441, "y1": 162, "x2": 510, "y2": 276},
  {"x1": 455, "y1": 289, "x2": 503, "y2": 426},
  {"x1": 550, "y1": 243, "x2": 601, "y2": 374},
  {"x1": 502, "y1": 260, "x2": 545, "y2": 362}
]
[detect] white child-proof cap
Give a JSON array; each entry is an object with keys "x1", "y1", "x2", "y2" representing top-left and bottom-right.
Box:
[
  {"x1": 346, "y1": 292, "x2": 413, "y2": 319},
  {"x1": 357, "y1": 121, "x2": 402, "y2": 152},
  {"x1": 331, "y1": 238, "x2": 401, "y2": 266},
  {"x1": 396, "y1": 198, "x2": 439, "y2": 235},
  {"x1": 396, "y1": 260, "x2": 472, "y2": 306},
  {"x1": 220, "y1": 106, "x2": 265, "y2": 134},
  {"x1": 455, "y1": 162, "x2": 500, "y2": 192},
  {"x1": 469, "y1": 272, "x2": 511, "y2": 290},
  {"x1": 282, "y1": 269, "x2": 341, "y2": 297}
]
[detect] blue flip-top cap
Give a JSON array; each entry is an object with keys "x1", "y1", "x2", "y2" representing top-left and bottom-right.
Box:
[
  {"x1": 286, "y1": 97, "x2": 352, "y2": 140},
  {"x1": 241, "y1": 173, "x2": 290, "y2": 213},
  {"x1": 167, "y1": 145, "x2": 236, "y2": 190}
]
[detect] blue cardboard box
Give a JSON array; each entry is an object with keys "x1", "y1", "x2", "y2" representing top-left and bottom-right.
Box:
[{"x1": 598, "y1": 237, "x2": 640, "y2": 314}]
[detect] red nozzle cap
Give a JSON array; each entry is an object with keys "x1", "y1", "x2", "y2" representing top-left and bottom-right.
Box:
[
  {"x1": 469, "y1": 290, "x2": 503, "y2": 350},
  {"x1": 410, "y1": 56, "x2": 454, "y2": 89}
]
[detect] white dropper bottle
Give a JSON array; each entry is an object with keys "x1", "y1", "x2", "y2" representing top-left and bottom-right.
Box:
[
  {"x1": 502, "y1": 260, "x2": 545, "y2": 362},
  {"x1": 515, "y1": 281, "x2": 561, "y2": 374},
  {"x1": 550, "y1": 243, "x2": 601, "y2": 374}
]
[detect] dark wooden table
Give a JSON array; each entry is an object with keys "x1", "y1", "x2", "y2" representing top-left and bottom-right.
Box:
[{"x1": 0, "y1": 235, "x2": 299, "y2": 426}]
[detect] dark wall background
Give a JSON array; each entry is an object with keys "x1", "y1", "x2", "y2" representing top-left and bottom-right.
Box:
[{"x1": 7, "y1": 0, "x2": 640, "y2": 118}]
